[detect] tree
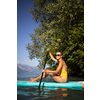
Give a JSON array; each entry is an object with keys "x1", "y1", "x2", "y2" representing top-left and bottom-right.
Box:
[{"x1": 26, "y1": 0, "x2": 84, "y2": 76}]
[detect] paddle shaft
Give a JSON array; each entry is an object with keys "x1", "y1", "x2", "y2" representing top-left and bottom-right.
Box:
[{"x1": 38, "y1": 51, "x2": 49, "y2": 90}]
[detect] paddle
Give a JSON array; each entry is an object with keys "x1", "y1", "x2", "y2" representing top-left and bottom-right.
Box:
[{"x1": 38, "y1": 50, "x2": 49, "y2": 90}]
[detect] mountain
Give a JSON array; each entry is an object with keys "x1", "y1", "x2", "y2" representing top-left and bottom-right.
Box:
[{"x1": 17, "y1": 64, "x2": 42, "y2": 74}]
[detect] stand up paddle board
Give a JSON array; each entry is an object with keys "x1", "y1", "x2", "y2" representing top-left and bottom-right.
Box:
[{"x1": 17, "y1": 81, "x2": 84, "y2": 90}]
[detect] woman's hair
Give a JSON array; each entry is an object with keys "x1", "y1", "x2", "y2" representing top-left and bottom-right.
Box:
[
  {"x1": 57, "y1": 52, "x2": 63, "y2": 56},
  {"x1": 60, "y1": 52, "x2": 63, "y2": 56}
]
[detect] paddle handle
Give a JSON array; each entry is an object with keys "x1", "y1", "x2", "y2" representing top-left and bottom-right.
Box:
[{"x1": 38, "y1": 51, "x2": 49, "y2": 90}]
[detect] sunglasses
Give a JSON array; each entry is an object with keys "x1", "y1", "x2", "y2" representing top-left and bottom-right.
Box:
[{"x1": 55, "y1": 54, "x2": 62, "y2": 56}]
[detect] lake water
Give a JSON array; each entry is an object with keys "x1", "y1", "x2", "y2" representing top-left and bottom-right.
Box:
[{"x1": 17, "y1": 73, "x2": 84, "y2": 100}]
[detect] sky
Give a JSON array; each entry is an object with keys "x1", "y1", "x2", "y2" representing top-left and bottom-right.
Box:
[{"x1": 17, "y1": 0, "x2": 39, "y2": 66}]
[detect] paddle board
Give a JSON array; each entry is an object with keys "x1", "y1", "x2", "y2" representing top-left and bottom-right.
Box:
[{"x1": 17, "y1": 80, "x2": 84, "y2": 90}]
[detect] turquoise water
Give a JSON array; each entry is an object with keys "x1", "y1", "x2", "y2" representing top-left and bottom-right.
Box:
[{"x1": 17, "y1": 73, "x2": 84, "y2": 100}]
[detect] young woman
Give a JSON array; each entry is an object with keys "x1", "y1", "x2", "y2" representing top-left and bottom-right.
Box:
[{"x1": 29, "y1": 49, "x2": 68, "y2": 83}]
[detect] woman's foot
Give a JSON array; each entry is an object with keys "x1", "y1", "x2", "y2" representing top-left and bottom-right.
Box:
[
  {"x1": 30, "y1": 78, "x2": 34, "y2": 81},
  {"x1": 29, "y1": 79, "x2": 37, "y2": 82}
]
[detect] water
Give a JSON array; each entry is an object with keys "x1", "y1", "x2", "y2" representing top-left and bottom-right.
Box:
[{"x1": 17, "y1": 73, "x2": 84, "y2": 100}]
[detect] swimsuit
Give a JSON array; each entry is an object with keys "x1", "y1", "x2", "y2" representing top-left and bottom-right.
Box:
[{"x1": 59, "y1": 68, "x2": 67, "y2": 81}]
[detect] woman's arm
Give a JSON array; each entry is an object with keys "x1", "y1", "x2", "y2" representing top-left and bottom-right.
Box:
[
  {"x1": 42, "y1": 62, "x2": 63, "y2": 74},
  {"x1": 49, "y1": 52, "x2": 58, "y2": 62},
  {"x1": 42, "y1": 69, "x2": 57, "y2": 74},
  {"x1": 47, "y1": 49, "x2": 58, "y2": 63}
]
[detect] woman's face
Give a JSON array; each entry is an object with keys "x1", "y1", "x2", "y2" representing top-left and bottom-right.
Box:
[{"x1": 56, "y1": 52, "x2": 62, "y2": 59}]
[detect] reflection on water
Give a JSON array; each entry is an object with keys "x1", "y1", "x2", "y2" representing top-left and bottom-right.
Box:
[
  {"x1": 17, "y1": 86, "x2": 84, "y2": 100},
  {"x1": 17, "y1": 86, "x2": 68, "y2": 100}
]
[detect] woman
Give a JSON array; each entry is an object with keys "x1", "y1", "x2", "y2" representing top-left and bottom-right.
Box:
[{"x1": 29, "y1": 49, "x2": 68, "y2": 83}]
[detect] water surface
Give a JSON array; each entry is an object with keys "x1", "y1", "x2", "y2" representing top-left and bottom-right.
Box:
[{"x1": 17, "y1": 73, "x2": 84, "y2": 100}]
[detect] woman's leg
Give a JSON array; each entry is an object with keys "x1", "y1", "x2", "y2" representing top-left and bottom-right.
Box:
[
  {"x1": 29, "y1": 69, "x2": 53, "y2": 82},
  {"x1": 29, "y1": 72, "x2": 49, "y2": 82},
  {"x1": 29, "y1": 69, "x2": 66, "y2": 83},
  {"x1": 45, "y1": 69, "x2": 67, "y2": 83},
  {"x1": 49, "y1": 73, "x2": 67, "y2": 83}
]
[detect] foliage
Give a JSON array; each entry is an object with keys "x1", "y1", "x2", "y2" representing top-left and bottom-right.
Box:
[{"x1": 26, "y1": 0, "x2": 84, "y2": 75}]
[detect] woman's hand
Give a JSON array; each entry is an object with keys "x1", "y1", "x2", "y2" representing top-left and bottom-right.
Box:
[
  {"x1": 47, "y1": 49, "x2": 50, "y2": 52},
  {"x1": 42, "y1": 69, "x2": 50, "y2": 73},
  {"x1": 42, "y1": 69, "x2": 46, "y2": 73}
]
